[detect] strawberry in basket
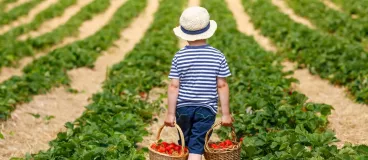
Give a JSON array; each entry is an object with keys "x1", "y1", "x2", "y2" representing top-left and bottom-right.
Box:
[
  {"x1": 208, "y1": 139, "x2": 234, "y2": 149},
  {"x1": 208, "y1": 137, "x2": 244, "y2": 150},
  {"x1": 150, "y1": 141, "x2": 189, "y2": 156}
]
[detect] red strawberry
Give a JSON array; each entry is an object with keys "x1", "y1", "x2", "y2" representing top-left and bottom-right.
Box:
[
  {"x1": 162, "y1": 142, "x2": 168, "y2": 147},
  {"x1": 174, "y1": 146, "x2": 180, "y2": 152},
  {"x1": 150, "y1": 143, "x2": 157, "y2": 149},
  {"x1": 224, "y1": 140, "x2": 233, "y2": 146},
  {"x1": 158, "y1": 146, "x2": 165, "y2": 153},
  {"x1": 139, "y1": 92, "x2": 147, "y2": 98}
]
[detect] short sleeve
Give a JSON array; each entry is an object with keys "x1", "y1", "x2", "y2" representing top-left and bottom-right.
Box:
[
  {"x1": 168, "y1": 56, "x2": 180, "y2": 79},
  {"x1": 218, "y1": 57, "x2": 231, "y2": 77}
]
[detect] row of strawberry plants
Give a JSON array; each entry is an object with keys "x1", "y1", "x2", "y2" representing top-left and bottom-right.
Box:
[
  {"x1": 0, "y1": 0, "x2": 144, "y2": 119},
  {"x1": 331, "y1": 0, "x2": 368, "y2": 20},
  {"x1": 0, "y1": 0, "x2": 109, "y2": 68},
  {"x1": 27, "y1": 0, "x2": 186, "y2": 159},
  {"x1": 0, "y1": 0, "x2": 76, "y2": 39},
  {"x1": 0, "y1": 0, "x2": 44, "y2": 26},
  {"x1": 242, "y1": 0, "x2": 368, "y2": 104},
  {"x1": 204, "y1": 0, "x2": 368, "y2": 159},
  {"x1": 285, "y1": 0, "x2": 368, "y2": 45}
]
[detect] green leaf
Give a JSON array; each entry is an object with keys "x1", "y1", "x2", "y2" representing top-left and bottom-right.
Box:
[{"x1": 27, "y1": 113, "x2": 40, "y2": 119}]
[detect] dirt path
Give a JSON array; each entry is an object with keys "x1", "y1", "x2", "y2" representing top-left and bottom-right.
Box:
[
  {"x1": 321, "y1": 0, "x2": 342, "y2": 12},
  {"x1": 271, "y1": 0, "x2": 315, "y2": 29},
  {"x1": 0, "y1": 0, "x2": 58, "y2": 35},
  {"x1": 4, "y1": 0, "x2": 30, "y2": 12},
  {"x1": 225, "y1": 0, "x2": 368, "y2": 147},
  {"x1": 0, "y1": 0, "x2": 160, "y2": 158},
  {"x1": 18, "y1": 0, "x2": 92, "y2": 40}
]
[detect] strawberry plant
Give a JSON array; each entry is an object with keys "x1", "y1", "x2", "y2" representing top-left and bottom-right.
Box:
[
  {"x1": 286, "y1": 0, "x2": 368, "y2": 44},
  {"x1": 203, "y1": 0, "x2": 368, "y2": 159},
  {"x1": 26, "y1": 0, "x2": 186, "y2": 159},
  {"x1": 0, "y1": 0, "x2": 109, "y2": 68},
  {"x1": 331, "y1": 0, "x2": 368, "y2": 20},
  {"x1": 0, "y1": 0, "x2": 145, "y2": 119},
  {"x1": 0, "y1": 0, "x2": 44, "y2": 26},
  {"x1": 241, "y1": 0, "x2": 368, "y2": 104}
]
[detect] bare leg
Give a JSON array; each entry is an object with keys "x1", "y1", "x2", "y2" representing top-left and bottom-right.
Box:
[{"x1": 188, "y1": 153, "x2": 202, "y2": 160}]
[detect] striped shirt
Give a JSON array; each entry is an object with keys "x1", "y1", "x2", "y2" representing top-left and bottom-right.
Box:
[{"x1": 168, "y1": 44, "x2": 231, "y2": 114}]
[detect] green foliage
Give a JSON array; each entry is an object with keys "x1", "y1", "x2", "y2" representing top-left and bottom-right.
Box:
[
  {"x1": 0, "y1": 131, "x2": 4, "y2": 139},
  {"x1": 242, "y1": 0, "x2": 368, "y2": 104},
  {"x1": 0, "y1": 0, "x2": 109, "y2": 68},
  {"x1": 241, "y1": 127, "x2": 368, "y2": 159},
  {"x1": 0, "y1": 0, "x2": 145, "y2": 119},
  {"x1": 286, "y1": 0, "x2": 368, "y2": 44},
  {"x1": 1, "y1": 0, "x2": 77, "y2": 39},
  {"x1": 0, "y1": 0, "x2": 44, "y2": 26},
  {"x1": 29, "y1": 0, "x2": 186, "y2": 159},
  {"x1": 203, "y1": 0, "x2": 368, "y2": 158},
  {"x1": 331, "y1": 0, "x2": 368, "y2": 20}
]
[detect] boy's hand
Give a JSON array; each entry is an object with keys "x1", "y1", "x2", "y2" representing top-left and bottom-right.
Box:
[
  {"x1": 221, "y1": 114, "x2": 233, "y2": 126},
  {"x1": 164, "y1": 114, "x2": 175, "y2": 127}
]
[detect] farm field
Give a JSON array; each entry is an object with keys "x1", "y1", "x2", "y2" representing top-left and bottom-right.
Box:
[{"x1": 0, "y1": 0, "x2": 367, "y2": 159}]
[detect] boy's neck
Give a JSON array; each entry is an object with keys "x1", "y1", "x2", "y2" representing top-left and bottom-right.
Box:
[{"x1": 187, "y1": 39, "x2": 207, "y2": 46}]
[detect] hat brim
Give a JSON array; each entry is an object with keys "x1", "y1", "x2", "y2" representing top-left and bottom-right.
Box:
[{"x1": 173, "y1": 20, "x2": 217, "y2": 41}]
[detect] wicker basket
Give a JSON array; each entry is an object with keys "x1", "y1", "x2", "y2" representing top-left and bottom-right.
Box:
[
  {"x1": 204, "y1": 122, "x2": 241, "y2": 160},
  {"x1": 149, "y1": 124, "x2": 189, "y2": 160}
]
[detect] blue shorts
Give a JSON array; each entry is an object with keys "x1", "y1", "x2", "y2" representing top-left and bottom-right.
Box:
[{"x1": 176, "y1": 106, "x2": 216, "y2": 154}]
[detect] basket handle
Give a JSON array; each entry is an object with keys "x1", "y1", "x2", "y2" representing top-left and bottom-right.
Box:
[
  {"x1": 156, "y1": 123, "x2": 186, "y2": 156},
  {"x1": 204, "y1": 122, "x2": 237, "y2": 151}
]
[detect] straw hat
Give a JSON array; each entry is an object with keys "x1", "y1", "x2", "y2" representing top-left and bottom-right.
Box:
[{"x1": 173, "y1": 6, "x2": 217, "y2": 41}]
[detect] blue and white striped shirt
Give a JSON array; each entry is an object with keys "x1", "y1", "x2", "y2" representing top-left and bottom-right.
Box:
[{"x1": 168, "y1": 44, "x2": 231, "y2": 114}]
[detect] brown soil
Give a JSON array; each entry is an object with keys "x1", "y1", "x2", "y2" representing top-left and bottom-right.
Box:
[
  {"x1": 271, "y1": 0, "x2": 315, "y2": 29},
  {"x1": 0, "y1": 0, "x2": 159, "y2": 158},
  {"x1": 226, "y1": 0, "x2": 368, "y2": 147},
  {"x1": 4, "y1": 0, "x2": 30, "y2": 12},
  {"x1": 18, "y1": 0, "x2": 92, "y2": 40},
  {"x1": 0, "y1": 0, "x2": 58, "y2": 35},
  {"x1": 322, "y1": 0, "x2": 342, "y2": 12}
]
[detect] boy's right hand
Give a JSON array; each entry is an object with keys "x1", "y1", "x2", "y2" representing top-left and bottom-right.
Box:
[{"x1": 164, "y1": 114, "x2": 175, "y2": 127}]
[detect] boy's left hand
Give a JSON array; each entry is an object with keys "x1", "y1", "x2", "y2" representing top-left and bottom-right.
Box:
[
  {"x1": 164, "y1": 114, "x2": 175, "y2": 127},
  {"x1": 221, "y1": 114, "x2": 234, "y2": 126}
]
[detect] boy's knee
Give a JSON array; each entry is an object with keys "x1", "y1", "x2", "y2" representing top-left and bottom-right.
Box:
[{"x1": 188, "y1": 153, "x2": 202, "y2": 160}]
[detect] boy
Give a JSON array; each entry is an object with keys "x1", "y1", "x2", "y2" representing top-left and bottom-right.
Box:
[{"x1": 164, "y1": 6, "x2": 233, "y2": 160}]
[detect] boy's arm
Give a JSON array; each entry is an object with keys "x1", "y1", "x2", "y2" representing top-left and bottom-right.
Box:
[
  {"x1": 217, "y1": 77, "x2": 233, "y2": 126},
  {"x1": 164, "y1": 78, "x2": 180, "y2": 127}
]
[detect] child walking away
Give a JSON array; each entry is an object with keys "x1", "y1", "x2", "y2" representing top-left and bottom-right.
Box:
[{"x1": 165, "y1": 6, "x2": 233, "y2": 160}]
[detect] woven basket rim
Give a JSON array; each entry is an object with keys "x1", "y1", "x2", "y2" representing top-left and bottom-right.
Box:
[
  {"x1": 149, "y1": 147, "x2": 189, "y2": 158},
  {"x1": 204, "y1": 144, "x2": 241, "y2": 154}
]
